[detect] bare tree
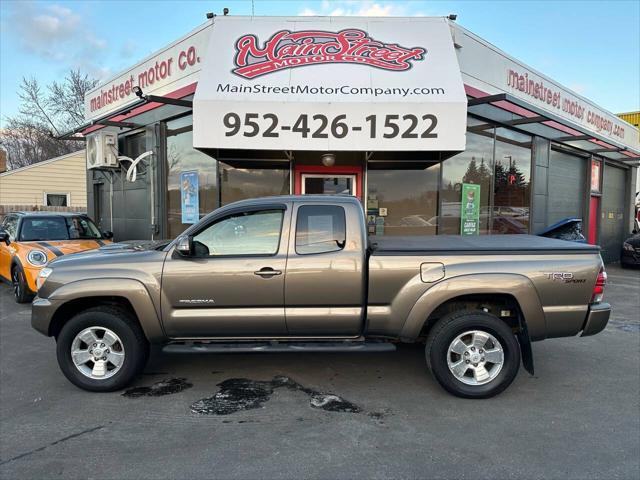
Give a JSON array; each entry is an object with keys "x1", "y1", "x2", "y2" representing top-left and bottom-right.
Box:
[{"x1": 0, "y1": 69, "x2": 98, "y2": 170}]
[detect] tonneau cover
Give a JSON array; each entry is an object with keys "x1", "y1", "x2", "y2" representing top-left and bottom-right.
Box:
[{"x1": 371, "y1": 234, "x2": 600, "y2": 254}]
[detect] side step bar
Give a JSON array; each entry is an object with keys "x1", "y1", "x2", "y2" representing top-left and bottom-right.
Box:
[{"x1": 162, "y1": 341, "x2": 396, "y2": 354}]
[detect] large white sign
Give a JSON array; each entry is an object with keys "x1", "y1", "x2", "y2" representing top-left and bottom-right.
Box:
[
  {"x1": 194, "y1": 16, "x2": 467, "y2": 151},
  {"x1": 453, "y1": 24, "x2": 640, "y2": 153},
  {"x1": 84, "y1": 23, "x2": 212, "y2": 121}
]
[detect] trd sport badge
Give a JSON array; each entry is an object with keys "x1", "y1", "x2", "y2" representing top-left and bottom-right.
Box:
[{"x1": 232, "y1": 29, "x2": 426, "y2": 79}]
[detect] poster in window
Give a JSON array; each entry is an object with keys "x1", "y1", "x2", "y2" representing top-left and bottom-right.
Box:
[
  {"x1": 180, "y1": 171, "x2": 199, "y2": 224},
  {"x1": 591, "y1": 160, "x2": 601, "y2": 192},
  {"x1": 460, "y1": 183, "x2": 481, "y2": 236}
]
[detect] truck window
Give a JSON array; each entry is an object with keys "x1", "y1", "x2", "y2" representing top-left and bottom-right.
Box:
[
  {"x1": 192, "y1": 209, "x2": 283, "y2": 256},
  {"x1": 295, "y1": 205, "x2": 346, "y2": 255}
]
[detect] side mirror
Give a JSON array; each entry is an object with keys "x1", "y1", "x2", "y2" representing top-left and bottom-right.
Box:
[
  {"x1": 102, "y1": 231, "x2": 114, "y2": 239},
  {"x1": 0, "y1": 230, "x2": 9, "y2": 245},
  {"x1": 175, "y1": 235, "x2": 192, "y2": 256}
]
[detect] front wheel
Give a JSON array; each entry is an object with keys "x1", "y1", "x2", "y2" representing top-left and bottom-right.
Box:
[
  {"x1": 56, "y1": 306, "x2": 149, "y2": 392},
  {"x1": 12, "y1": 265, "x2": 33, "y2": 304},
  {"x1": 425, "y1": 311, "x2": 521, "y2": 398}
]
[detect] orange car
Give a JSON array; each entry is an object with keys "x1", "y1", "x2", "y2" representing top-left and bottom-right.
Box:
[{"x1": 0, "y1": 212, "x2": 112, "y2": 303}]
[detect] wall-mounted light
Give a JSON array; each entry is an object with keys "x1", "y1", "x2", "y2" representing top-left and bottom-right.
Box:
[
  {"x1": 321, "y1": 153, "x2": 336, "y2": 167},
  {"x1": 132, "y1": 86, "x2": 144, "y2": 99}
]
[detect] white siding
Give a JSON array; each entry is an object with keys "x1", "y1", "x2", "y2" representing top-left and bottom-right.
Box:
[{"x1": 0, "y1": 151, "x2": 86, "y2": 207}]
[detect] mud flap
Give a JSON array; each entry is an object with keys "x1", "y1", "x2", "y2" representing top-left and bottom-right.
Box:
[{"x1": 516, "y1": 319, "x2": 534, "y2": 376}]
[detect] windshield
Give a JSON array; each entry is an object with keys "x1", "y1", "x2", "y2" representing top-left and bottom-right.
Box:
[{"x1": 20, "y1": 216, "x2": 102, "y2": 241}]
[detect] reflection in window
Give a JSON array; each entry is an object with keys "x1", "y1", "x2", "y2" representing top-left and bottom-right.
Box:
[
  {"x1": 367, "y1": 166, "x2": 439, "y2": 236},
  {"x1": 441, "y1": 129, "x2": 494, "y2": 234},
  {"x1": 295, "y1": 205, "x2": 346, "y2": 254},
  {"x1": 193, "y1": 210, "x2": 283, "y2": 256},
  {"x1": 220, "y1": 164, "x2": 290, "y2": 205},
  {"x1": 493, "y1": 128, "x2": 532, "y2": 234},
  {"x1": 166, "y1": 115, "x2": 218, "y2": 238}
]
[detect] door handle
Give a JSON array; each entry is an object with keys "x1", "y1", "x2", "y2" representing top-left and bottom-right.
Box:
[{"x1": 254, "y1": 267, "x2": 282, "y2": 277}]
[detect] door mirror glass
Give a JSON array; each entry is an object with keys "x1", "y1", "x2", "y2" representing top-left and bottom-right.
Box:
[
  {"x1": 0, "y1": 229, "x2": 9, "y2": 245},
  {"x1": 102, "y1": 230, "x2": 114, "y2": 239},
  {"x1": 175, "y1": 235, "x2": 192, "y2": 256}
]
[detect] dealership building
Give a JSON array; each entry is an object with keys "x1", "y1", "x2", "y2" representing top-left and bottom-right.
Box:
[{"x1": 73, "y1": 16, "x2": 639, "y2": 262}]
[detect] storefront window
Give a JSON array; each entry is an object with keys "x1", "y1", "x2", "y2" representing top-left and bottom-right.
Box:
[
  {"x1": 166, "y1": 115, "x2": 218, "y2": 239},
  {"x1": 440, "y1": 129, "x2": 494, "y2": 234},
  {"x1": 367, "y1": 165, "x2": 440, "y2": 236},
  {"x1": 220, "y1": 164, "x2": 290, "y2": 205},
  {"x1": 492, "y1": 128, "x2": 532, "y2": 234}
]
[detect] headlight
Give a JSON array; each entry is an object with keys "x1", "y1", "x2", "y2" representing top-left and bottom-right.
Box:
[
  {"x1": 36, "y1": 267, "x2": 53, "y2": 290},
  {"x1": 27, "y1": 249, "x2": 48, "y2": 266},
  {"x1": 623, "y1": 242, "x2": 634, "y2": 251}
]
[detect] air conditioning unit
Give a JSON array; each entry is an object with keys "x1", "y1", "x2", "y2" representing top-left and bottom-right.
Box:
[{"x1": 86, "y1": 132, "x2": 118, "y2": 169}]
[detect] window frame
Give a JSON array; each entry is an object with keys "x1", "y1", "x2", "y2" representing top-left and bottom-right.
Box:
[
  {"x1": 190, "y1": 205, "x2": 286, "y2": 258},
  {"x1": 43, "y1": 192, "x2": 70, "y2": 207},
  {"x1": 294, "y1": 204, "x2": 347, "y2": 256}
]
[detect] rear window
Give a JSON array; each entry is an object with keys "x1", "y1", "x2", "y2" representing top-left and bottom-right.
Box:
[
  {"x1": 295, "y1": 205, "x2": 346, "y2": 255},
  {"x1": 19, "y1": 216, "x2": 102, "y2": 241}
]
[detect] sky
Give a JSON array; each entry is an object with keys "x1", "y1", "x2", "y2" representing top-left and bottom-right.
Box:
[{"x1": 1, "y1": 0, "x2": 639, "y2": 128}]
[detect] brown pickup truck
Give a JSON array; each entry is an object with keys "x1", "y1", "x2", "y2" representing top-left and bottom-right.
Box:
[{"x1": 32, "y1": 195, "x2": 610, "y2": 398}]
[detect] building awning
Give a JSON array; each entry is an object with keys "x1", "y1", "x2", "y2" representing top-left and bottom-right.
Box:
[
  {"x1": 467, "y1": 92, "x2": 640, "y2": 166},
  {"x1": 193, "y1": 16, "x2": 467, "y2": 152}
]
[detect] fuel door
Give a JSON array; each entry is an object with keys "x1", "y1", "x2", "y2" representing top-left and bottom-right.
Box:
[{"x1": 420, "y1": 262, "x2": 445, "y2": 283}]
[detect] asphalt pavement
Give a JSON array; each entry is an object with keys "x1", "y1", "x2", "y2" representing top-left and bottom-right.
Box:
[{"x1": 1, "y1": 265, "x2": 638, "y2": 479}]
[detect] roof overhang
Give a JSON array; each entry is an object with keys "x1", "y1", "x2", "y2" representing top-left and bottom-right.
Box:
[{"x1": 467, "y1": 92, "x2": 640, "y2": 166}]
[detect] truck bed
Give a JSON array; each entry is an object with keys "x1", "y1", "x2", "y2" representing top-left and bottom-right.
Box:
[{"x1": 370, "y1": 234, "x2": 600, "y2": 255}]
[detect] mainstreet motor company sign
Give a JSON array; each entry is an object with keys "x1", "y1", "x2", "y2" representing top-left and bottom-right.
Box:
[
  {"x1": 230, "y1": 29, "x2": 427, "y2": 78},
  {"x1": 193, "y1": 17, "x2": 467, "y2": 151},
  {"x1": 84, "y1": 23, "x2": 211, "y2": 120}
]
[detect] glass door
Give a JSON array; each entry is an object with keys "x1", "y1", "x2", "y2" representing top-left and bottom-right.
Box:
[{"x1": 301, "y1": 174, "x2": 356, "y2": 196}]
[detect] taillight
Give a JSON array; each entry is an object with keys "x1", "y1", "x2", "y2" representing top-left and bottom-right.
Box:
[{"x1": 591, "y1": 267, "x2": 607, "y2": 303}]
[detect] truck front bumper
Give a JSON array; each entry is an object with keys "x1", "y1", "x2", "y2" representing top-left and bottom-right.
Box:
[
  {"x1": 581, "y1": 302, "x2": 611, "y2": 337},
  {"x1": 31, "y1": 296, "x2": 57, "y2": 336}
]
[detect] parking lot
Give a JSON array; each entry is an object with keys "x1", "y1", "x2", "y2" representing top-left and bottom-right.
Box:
[{"x1": 1, "y1": 265, "x2": 638, "y2": 479}]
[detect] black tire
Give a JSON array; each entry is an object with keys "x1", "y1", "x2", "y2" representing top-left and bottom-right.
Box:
[
  {"x1": 12, "y1": 264, "x2": 32, "y2": 304},
  {"x1": 425, "y1": 310, "x2": 520, "y2": 399},
  {"x1": 56, "y1": 306, "x2": 149, "y2": 392}
]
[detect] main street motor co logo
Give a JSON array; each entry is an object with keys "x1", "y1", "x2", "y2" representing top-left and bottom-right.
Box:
[{"x1": 232, "y1": 29, "x2": 426, "y2": 79}]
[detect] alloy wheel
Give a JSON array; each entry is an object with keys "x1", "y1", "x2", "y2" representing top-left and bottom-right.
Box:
[
  {"x1": 70, "y1": 327, "x2": 126, "y2": 380},
  {"x1": 446, "y1": 330, "x2": 504, "y2": 386}
]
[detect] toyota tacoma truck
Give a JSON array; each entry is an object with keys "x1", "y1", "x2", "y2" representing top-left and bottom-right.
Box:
[{"x1": 31, "y1": 195, "x2": 610, "y2": 398}]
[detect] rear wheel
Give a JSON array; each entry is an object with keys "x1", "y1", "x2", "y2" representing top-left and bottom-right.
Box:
[
  {"x1": 56, "y1": 306, "x2": 149, "y2": 392},
  {"x1": 425, "y1": 311, "x2": 520, "y2": 398},
  {"x1": 12, "y1": 265, "x2": 32, "y2": 304}
]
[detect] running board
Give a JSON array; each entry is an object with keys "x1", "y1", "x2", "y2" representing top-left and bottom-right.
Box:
[{"x1": 162, "y1": 341, "x2": 396, "y2": 354}]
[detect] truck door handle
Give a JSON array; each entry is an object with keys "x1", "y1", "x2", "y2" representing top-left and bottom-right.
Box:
[{"x1": 254, "y1": 267, "x2": 282, "y2": 277}]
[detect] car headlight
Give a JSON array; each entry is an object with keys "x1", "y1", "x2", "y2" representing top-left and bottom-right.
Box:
[
  {"x1": 623, "y1": 242, "x2": 634, "y2": 251},
  {"x1": 27, "y1": 249, "x2": 48, "y2": 267},
  {"x1": 36, "y1": 267, "x2": 53, "y2": 290}
]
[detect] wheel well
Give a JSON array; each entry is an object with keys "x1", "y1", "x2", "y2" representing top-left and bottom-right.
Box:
[
  {"x1": 49, "y1": 296, "x2": 139, "y2": 338},
  {"x1": 419, "y1": 294, "x2": 524, "y2": 339}
]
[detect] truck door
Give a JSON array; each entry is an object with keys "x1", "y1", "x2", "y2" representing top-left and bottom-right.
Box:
[
  {"x1": 160, "y1": 204, "x2": 290, "y2": 337},
  {"x1": 284, "y1": 202, "x2": 366, "y2": 336}
]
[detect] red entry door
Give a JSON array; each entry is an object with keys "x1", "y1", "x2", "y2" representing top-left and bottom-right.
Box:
[
  {"x1": 588, "y1": 196, "x2": 599, "y2": 245},
  {"x1": 294, "y1": 165, "x2": 363, "y2": 200}
]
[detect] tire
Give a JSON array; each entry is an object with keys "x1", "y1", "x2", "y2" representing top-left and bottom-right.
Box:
[
  {"x1": 425, "y1": 310, "x2": 520, "y2": 399},
  {"x1": 56, "y1": 306, "x2": 149, "y2": 392},
  {"x1": 12, "y1": 264, "x2": 32, "y2": 304}
]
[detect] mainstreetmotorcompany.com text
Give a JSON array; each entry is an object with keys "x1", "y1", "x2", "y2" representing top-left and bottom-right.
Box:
[{"x1": 216, "y1": 83, "x2": 447, "y2": 97}]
